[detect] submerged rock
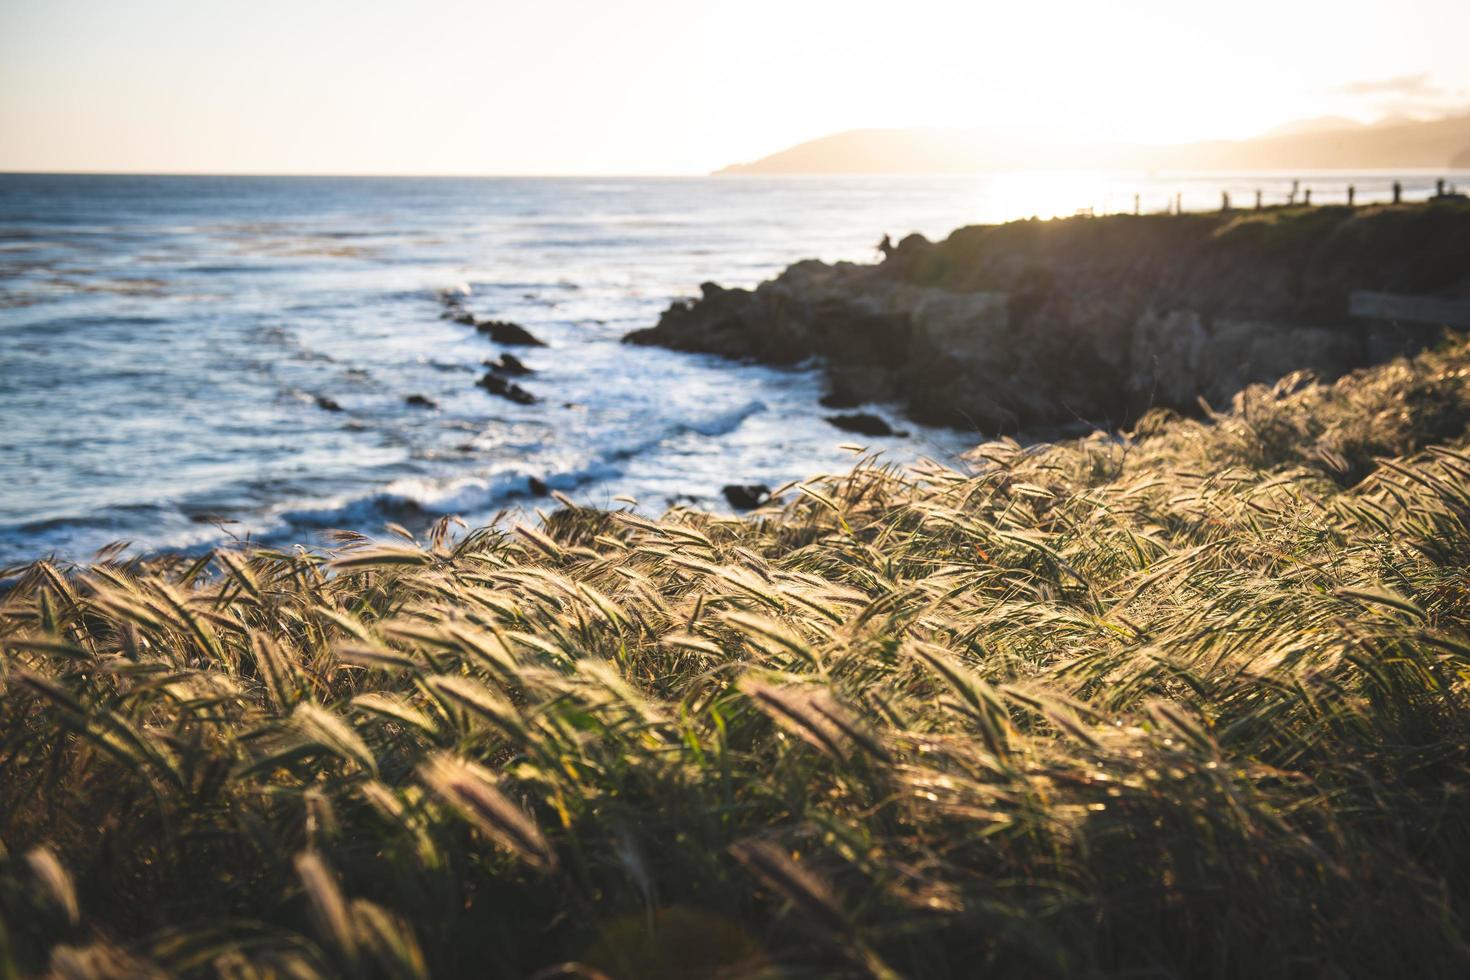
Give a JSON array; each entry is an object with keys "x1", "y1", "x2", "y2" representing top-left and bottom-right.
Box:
[
  {"x1": 405, "y1": 394, "x2": 438, "y2": 409},
  {"x1": 478, "y1": 373, "x2": 538, "y2": 405},
  {"x1": 315, "y1": 396, "x2": 343, "y2": 412},
  {"x1": 722, "y1": 484, "x2": 772, "y2": 510},
  {"x1": 825, "y1": 413, "x2": 896, "y2": 437},
  {"x1": 528, "y1": 476, "x2": 550, "y2": 496},
  {"x1": 477, "y1": 320, "x2": 547, "y2": 347}
]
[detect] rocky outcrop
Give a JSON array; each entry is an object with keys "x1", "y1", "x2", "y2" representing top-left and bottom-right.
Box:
[
  {"x1": 626, "y1": 201, "x2": 1470, "y2": 431},
  {"x1": 722, "y1": 484, "x2": 771, "y2": 510},
  {"x1": 477, "y1": 320, "x2": 546, "y2": 347},
  {"x1": 478, "y1": 373, "x2": 537, "y2": 405},
  {"x1": 825, "y1": 413, "x2": 900, "y2": 437},
  {"x1": 487, "y1": 353, "x2": 533, "y2": 376}
]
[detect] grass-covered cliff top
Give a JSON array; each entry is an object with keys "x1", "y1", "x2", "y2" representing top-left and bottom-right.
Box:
[
  {"x1": 888, "y1": 197, "x2": 1470, "y2": 324},
  {"x1": 5, "y1": 338, "x2": 1470, "y2": 977}
]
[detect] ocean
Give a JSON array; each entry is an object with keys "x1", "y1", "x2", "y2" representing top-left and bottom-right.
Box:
[{"x1": 0, "y1": 171, "x2": 1454, "y2": 565}]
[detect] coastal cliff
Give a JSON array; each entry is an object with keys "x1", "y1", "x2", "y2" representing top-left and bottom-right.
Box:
[{"x1": 626, "y1": 200, "x2": 1470, "y2": 431}]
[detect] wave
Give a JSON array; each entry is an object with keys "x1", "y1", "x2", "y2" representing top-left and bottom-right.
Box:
[
  {"x1": 260, "y1": 399, "x2": 768, "y2": 540},
  {"x1": 0, "y1": 379, "x2": 770, "y2": 565},
  {"x1": 190, "y1": 263, "x2": 293, "y2": 275},
  {"x1": 685, "y1": 398, "x2": 766, "y2": 437},
  {"x1": 262, "y1": 466, "x2": 609, "y2": 540}
]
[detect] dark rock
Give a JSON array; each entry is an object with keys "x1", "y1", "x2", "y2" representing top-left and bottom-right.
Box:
[
  {"x1": 478, "y1": 372, "x2": 538, "y2": 405},
  {"x1": 626, "y1": 278, "x2": 813, "y2": 364},
  {"x1": 825, "y1": 413, "x2": 896, "y2": 437},
  {"x1": 528, "y1": 476, "x2": 550, "y2": 495},
  {"x1": 405, "y1": 394, "x2": 438, "y2": 409},
  {"x1": 484, "y1": 353, "x2": 533, "y2": 375},
  {"x1": 449, "y1": 311, "x2": 476, "y2": 326},
  {"x1": 818, "y1": 384, "x2": 862, "y2": 408},
  {"x1": 315, "y1": 396, "x2": 343, "y2": 412},
  {"x1": 722, "y1": 484, "x2": 771, "y2": 510},
  {"x1": 477, "y1": 320, "x2": 547, "y2": 347}
]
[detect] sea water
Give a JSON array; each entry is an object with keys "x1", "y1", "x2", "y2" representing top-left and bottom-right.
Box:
[{"x1": 0, "y1": 171, "x2": 1454, "y2": 564}]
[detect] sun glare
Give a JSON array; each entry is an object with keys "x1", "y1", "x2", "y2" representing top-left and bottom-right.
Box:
[{"x1": 3, "y1": 0, "x2": 1467, "y2": 173}]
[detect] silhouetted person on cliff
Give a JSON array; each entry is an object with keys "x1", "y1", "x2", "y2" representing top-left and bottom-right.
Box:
[{"x1": 878, "y1": 233, "x2": 894, "y2": 260}]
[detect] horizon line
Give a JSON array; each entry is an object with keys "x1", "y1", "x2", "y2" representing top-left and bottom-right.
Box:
[
  {"x1": 7, "y1": 167, "x2": 1470, "y2": 181},
  {"x1": 0, "y1": 168, "x2": 707, "y2": 179}
]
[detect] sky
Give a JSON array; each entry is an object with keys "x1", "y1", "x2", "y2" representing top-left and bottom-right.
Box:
[{"x1": 2, "y1": 0, "x2": 1468, "y2": 175}]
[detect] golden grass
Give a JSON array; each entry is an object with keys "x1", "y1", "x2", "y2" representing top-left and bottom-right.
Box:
[{"x1": 4, "y1": 339, "x2": 1470, "y2": 977}]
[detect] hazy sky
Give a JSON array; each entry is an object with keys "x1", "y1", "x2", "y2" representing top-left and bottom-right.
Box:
[{"x1": 2, "y1": 0, "x2": 1468, "y2": 174}]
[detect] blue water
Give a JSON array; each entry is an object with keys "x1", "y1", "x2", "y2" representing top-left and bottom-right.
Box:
[{"x1": 0, "y1": 172, "x2": 1455, "y2": 565}]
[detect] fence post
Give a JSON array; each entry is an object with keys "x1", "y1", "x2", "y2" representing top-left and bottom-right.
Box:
[
  {"x1": 1437, "y1": 178, "x2": 1446, "y2": 197},
  {"x1": 1221, "y1": 191, "x2": 1231, "y2": 212},
  {"x1": 1255, "y1": 189, "x2": 1263, "y2": 210},
  {"x1": 1347, "y1": 185, "x2": 1355, "y2": 207},
  {"x1": 1134, "y1": 193, "x2": 1140, "y2": 215},
  {"x1": 1304, "y1": 188, "x2": 1312, "y2": 206},
  {"x1": 1289, "y1": 179, "x2": 1299, "y2": 205},
  {"x1": 1393, "y1": 180, "x2": 1402, "y2": 204},
  {"x1": 1175, "y1": 192, "x2": 1183, "y2": 215}
]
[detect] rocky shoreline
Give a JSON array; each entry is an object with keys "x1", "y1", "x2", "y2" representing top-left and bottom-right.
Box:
[{"x1": 626, "y1": 200, "x2": 1470, "y2": 433}]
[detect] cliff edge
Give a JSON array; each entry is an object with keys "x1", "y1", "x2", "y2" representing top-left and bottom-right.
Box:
[{"x1": 626, "y1": 201, "x2": 1470, "y2": 432}]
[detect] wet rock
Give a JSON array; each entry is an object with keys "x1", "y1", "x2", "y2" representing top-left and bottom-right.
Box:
[
  {"x1": 405, "y1": 394, "x2": 438, "y2": 409},
  {"x1": 528, "y1": 476, "x2": 550, "y2": 495},
  {"x1": 477, "y1": 320, "x2": 547, "y2": 346},
  {"x1": 315, "y1": 396, "x2": 343, "y2": 412},
  {"x1": 722, "y1": 484, "x2": 771, "y2": 510},
  {"x1": 825, "y1": 413, "x2": 895, "y2": 437},
  {"x1": 478, "y1": 372, "x2": 538, "y2": 405},
  {"x1": 484, "y1": 353, "x2": 533, "y2": 375},
  {"x1": 447, "y1": 310, "x2": 476, "y2": 325}
]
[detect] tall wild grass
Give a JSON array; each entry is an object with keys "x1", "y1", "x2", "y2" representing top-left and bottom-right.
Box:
[{"x1": 4, "y1": 339, "x2": 1470, "y2": 977}]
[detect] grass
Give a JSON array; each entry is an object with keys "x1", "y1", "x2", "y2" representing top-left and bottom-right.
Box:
[{"x1": 4, "y1": 337, "x2": 1470, "y2": 978}]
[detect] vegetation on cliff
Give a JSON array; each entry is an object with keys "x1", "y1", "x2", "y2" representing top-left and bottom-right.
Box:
[{"x1": 4, "y1": 338, "x2": 1470, "y2": 978}]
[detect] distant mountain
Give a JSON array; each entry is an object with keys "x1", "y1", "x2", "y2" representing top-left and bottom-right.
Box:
[
  {"x1": 718, "y1": 112, "x2": 1470, "y2": 175},
  {"x1": 717, "y1": 128, "x2": 1127, "y2": 175},
  {"x1": 1146, "y1": 113, "x2": 1470, "y2": 171},
  {"x1": 1263, "y1": 116, "x2": 1366, "y2": 137}
]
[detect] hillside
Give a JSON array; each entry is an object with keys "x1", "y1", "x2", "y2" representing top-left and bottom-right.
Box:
[
  {"x1": 718, "y1": 112, "x2": 1470, "y2": 174},
  {"x1": 4, "y1": 334, "x2": 1470, "y2": 976}
]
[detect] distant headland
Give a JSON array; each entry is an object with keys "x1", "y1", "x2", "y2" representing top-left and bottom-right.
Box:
[{"x1": 717, "y1": 111, "x2": 1470, "y2": 175}]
